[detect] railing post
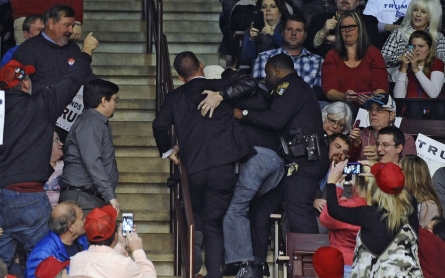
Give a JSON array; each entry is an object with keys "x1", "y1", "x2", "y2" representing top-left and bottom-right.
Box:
[{"x1": 146, "y1": 0, "x2": 153, "y2": 53}]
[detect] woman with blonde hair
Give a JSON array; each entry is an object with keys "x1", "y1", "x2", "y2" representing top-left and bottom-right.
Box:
[
  {"x1": 401, "y1": 154, "x2": 443, "y2": 227},
  {"x1": 326, "y1": 161, "x2": 422, "y2": 277},
  {"x1": 319, "y1": 166, "x2": 371, "y2": 277},
  {"x1": 382, "y1": 0, "x2": 445, "y2": 77}
]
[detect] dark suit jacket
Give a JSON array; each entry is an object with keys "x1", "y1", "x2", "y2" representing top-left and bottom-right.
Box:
[{"x1": 152, "y1": 77, "x2": 253, "y2": 175}]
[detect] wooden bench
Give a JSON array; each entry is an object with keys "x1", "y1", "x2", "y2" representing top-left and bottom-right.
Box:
[{"x1": 399, "y1": 118, "x2": 445, "y2": 144}]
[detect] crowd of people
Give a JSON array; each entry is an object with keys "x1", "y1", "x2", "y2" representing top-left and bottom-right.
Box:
[
  {"x1": 2, "y1": 0, "x2": 445, "y2": 277},
  {"x1": 0, "y1": 3, "x2": 156, "y2": 278}
]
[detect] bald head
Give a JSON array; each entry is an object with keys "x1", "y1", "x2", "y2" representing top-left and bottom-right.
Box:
[{"x1": 49, "y1": 201, "x2": 80, "y2": 235}]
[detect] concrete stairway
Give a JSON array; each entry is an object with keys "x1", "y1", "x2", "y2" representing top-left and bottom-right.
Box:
[{"x1": 82, "y1": 0, "x2": 222, "y2": 277}]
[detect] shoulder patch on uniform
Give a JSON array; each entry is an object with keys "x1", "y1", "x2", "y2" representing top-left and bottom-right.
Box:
[{"x1": 276, "y1": 82, "x2": 289, "y2": 96}]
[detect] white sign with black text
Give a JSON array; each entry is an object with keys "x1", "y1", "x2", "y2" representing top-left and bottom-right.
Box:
[{"x1": 56, "y1": 86, "x2": 84, "y2": 131}]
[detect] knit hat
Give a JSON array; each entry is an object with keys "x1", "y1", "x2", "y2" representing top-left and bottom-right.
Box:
[
  {"x1": 313, "y1": 246, "x2": 344, "y2": 278},
  {"x1": 84, "y1": 205, "x2": 117, "y2": 242},
  {"x1": 371, "y1": 162, "x2": 405, "y2": 194},
  {"x1": 35, "y1": 256, "x2": 69, "y2": 278},
  {"x1": 0, "y1": 60, "x2": 35, "y2": 89},
  {"x1": 204, "y1": 65, "x2": 225, "y2": 79},
  {"x1": 364, "y1": 93, "x2": 396, "y2": 112}
]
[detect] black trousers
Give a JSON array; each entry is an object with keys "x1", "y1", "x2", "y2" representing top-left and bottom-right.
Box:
[
  {"x1": 187, "y1": 163, "x2": 236, "y2": 278},
  {"x1": 282, "y1": 161, "x2": 328, "y2": 233},
  {"x1": 249, "y1": 183, "x2": 284, "y2": 263}
]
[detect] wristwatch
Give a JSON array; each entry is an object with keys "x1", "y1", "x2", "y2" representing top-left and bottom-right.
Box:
[{"x1": 242, "y1": 110, "x2": 248, "y2": 116}]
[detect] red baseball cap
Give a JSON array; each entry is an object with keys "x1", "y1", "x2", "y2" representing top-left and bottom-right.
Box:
[
  {"x1": 313, "y1": 246, "x2": 344, "y2": 278},
  {"x1": 0, "y1": 60, "x2": 35, "y2": 90},
  {"x1": 371, "y1": 162, "x2": 405, "y2": 194},
  {"x1": 35, "y1": 256, "x2": 70, "y2": 278},
  {"x1": 84, "y1": 205, "x2": 117, "y2": 242}
]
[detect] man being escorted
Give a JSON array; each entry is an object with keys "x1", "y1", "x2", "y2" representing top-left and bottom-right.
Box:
[
  {"x1": 69, "y1": 206, "x2": 157, "y2": 278},
  {"x1": 153, "y1": 51, "x2": 256, "y2": 277},
  {"x1": 26, "y1": 201, "x2": 88, "y2": 278},
  {"x1": 0, "y1": 33, "x2": 97, "y2": 270},
  {"x1": 60, "y1": 79, "x2": 120, "y2": 215}
]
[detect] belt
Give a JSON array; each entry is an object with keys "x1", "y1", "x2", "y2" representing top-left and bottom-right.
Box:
[{"x1": 60, "y1": 185, "x2": 104, "y2": 200}]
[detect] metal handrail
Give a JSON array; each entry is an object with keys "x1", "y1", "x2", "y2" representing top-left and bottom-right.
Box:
[{"x1": 144, "y1": 1, "x2": 195, "y2": 277}]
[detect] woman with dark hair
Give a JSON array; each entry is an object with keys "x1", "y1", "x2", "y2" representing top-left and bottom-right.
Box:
[
  {"x1": 393, "y1": 30, "x2": 444, "y2": 98},
  {"x1": 240, "y1": 0, "x2": 292, "y2": 66},
  {"x1": 322, "y1": 11, "x2": 388, "y2": 115}
]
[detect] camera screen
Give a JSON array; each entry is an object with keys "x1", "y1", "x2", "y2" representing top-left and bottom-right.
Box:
[
  {"x1": 343, "y1": 163, "x2": 361, "y2": 174},
  {"x1": 123, "y1": 215, "x2": 133, "y2": 232}
]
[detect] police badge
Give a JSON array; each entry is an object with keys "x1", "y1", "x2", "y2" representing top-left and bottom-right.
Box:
[{"x1": 276, "y1": 82, "x2": 289, "y2": 95}]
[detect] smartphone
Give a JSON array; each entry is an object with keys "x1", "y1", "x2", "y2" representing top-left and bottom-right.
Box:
[
  {"x1": 405, "y1": 45, "x2": 414, "y2": 56},
  {"x1": 353, "y1": 120, "x2": 361, "y2": 129},
  {"x1": 122, "y1": 213, "x2": 134, "y2": 236},
  {"x1": 253, "y1": 11, "x2": 265, "y2": 31},
  {"x1": 356, "y1": 91, "x2": 372, "y2": 95},
  {"x1": 343, "y1": 162, "x2": 362, "y2": 174}
]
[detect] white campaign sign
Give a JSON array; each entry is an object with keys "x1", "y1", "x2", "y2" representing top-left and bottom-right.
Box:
[
  {"x1": 56, "y1": 86, "x2": 84, "y2": 131},
  {"x1": 0, "y1": 90, "x2": 4, "y2": 145},
  {"x1": 416, "y1": 133, "x2": 445, "y2": 163},
  {"x1": 415, "y1": 133, "x2": 445, "y2": 175}
]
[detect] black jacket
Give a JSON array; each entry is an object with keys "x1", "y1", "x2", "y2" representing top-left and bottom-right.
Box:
[
  {"x1": 0, "y1": 52, "x2": 93, "y2": 188},
  {"x1": 152, "y1": 72, "x2": 257, "y2": 175}
]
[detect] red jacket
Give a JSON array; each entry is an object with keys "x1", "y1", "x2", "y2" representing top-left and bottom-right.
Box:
[
  {"x1": 10, "y1": 0, "x2": 83, "y2": 22},
  {"x1": 418, "y1": 227, "x2": 445, "y2": 278},
  {"x1": 319, "y1": 186, "x2": 367, "y2": 266}
]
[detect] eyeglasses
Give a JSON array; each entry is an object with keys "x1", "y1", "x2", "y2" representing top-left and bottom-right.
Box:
[
  {"x1": 340, "y1": 25, "x2": 357, "y2": 32},
  {"x1": 375, "y1": 142, "x2": 396, "y2": 148},
  {"x1": 53, "y1": 138, "x2": 61, "y2": 143},
  {"x1": 326, "y1": 116, "x2": 346, "y2": 129},
  {"x1": 112, "y1": 97, "x2": 120, "y2": 103},
  {"x1": 368, "y1": 107, "x2": 390, "y2": 113}
]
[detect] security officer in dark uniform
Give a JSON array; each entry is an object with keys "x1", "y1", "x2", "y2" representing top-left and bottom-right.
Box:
[{"x1": 234, "y1": 53, "x2": 329, "y2": 233}]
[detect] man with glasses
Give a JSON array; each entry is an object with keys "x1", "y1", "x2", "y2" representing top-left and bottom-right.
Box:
[
  {"x1": 348, "y1": 93, "x2": 416, "y2": 161},
  {"x1": 375, "y1": 126, "x2": 405, "y2": 164},
  {"x1": 305, "y1": 0, "x2": 381, "y2": 58},
  {"x1": 60, "y1": 79, "x2": 121, "y2": 215}
]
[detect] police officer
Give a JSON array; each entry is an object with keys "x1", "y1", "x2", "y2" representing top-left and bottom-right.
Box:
[{"x1": 234, "y1": 53, "x2": 329, "y2": 233}]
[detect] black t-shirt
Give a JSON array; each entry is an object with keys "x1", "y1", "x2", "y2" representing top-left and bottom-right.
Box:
[
  {"x1": 326, "y1": 183, "x2": 419, "y2": 255},
  {"x1": 64, "y1": 241, "x2": 83, "y2": 257}
]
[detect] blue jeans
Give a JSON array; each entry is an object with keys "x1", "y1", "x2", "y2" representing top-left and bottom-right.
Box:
[
  {"x1": 223, "y1": 147, "x2": 284, "y2": 264},
  {"x1": 0, "y1": 189, "x2": 51, "y2": 266}
]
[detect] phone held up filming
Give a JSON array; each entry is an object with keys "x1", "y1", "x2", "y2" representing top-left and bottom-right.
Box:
[{"x1": 122, "y1": 212, "x2": 134, "y2": 236}]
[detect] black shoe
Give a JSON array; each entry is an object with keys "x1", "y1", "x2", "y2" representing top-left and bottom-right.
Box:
[
  {"x1": 257, "y1": 262, "x2": 270, "y2": 277},
  {"x1": 236, "y1": 261, "x2": 262, "y2": 278},
  {"x1": 222, "y1": 262, "x2": 240, "y2": 276}
]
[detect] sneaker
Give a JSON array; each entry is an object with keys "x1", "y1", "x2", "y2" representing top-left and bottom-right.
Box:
[
  {"x1": 236, "y1": 261, "x2": 262, "y2": 278},
  {"x1": 257, "y1": 262, "x2": 270, "y2": 277}
]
